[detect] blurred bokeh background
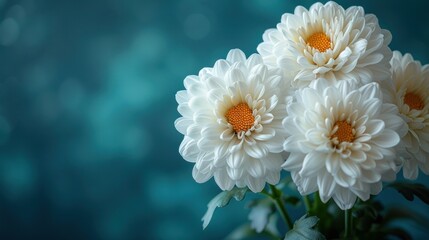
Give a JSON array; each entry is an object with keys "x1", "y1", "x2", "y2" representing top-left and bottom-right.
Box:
[{"x1": 0, "y1": 0, "x2": 428, "y2": 239}]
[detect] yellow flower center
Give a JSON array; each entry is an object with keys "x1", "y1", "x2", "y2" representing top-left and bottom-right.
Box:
[
  {"x1": 404, "y1": 92, "x2": 424, "y2": 110},
  {"x1": 306, "y1": 32, "x2": 331, "y2": 52},
  {"x1": 225, "y1": 103, "x2": 255, "y2": 133},
  {"x1": 331, "y1": 121, "x2": 354, "y2": 143}
]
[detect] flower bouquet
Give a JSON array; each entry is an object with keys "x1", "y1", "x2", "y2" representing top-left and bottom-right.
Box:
[{"x1": 175, "y1": 1, "x2": 429, "y2": 239}]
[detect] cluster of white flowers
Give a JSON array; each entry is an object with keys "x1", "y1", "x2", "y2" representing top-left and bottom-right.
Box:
[{"x1": 175, "y1": 1, "x2": 429, "y2": 210}]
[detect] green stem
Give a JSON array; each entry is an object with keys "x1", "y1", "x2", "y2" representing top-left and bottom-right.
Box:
[
  {"x1": 261, "y1": 188, "x2": 271, "y2": 197},
  {"x1": 344, "y1": 208, "x2": 352, "y2": 239},
  {"x1": 313, "y1": 192, "x2": 321, "y2": 212},
  {"x1": 303, "y1": 195, "x2": 312, "y2": 213},
  {"x1": 313, "y1": 192, "x2": 324, "y2": 231},
  {"x1": 269, "y1": 184, "x2": 294, "y2": 230}
]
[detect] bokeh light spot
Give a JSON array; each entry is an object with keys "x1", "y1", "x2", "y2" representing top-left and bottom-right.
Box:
[
  {"x1": 0, "y1": 17, "x2": 20, "y2": 46},
  {"x1": 183, "y1": 13, "x2": 211, "y2": 40}
]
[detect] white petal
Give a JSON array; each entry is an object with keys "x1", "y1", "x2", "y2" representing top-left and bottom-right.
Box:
[
  {"x1": 282, "y1": 152, "x2": 305, "y2": 171},
  {"x1": 246, "y1": 54, "x2": 263, "y2": 69},
  {"x1": 284, "y1": 135, "x2": 304, "y2": 152},
  {"x1": 247, "y1": 158, "x2": 265, "y2": 178},
  {"x1": 214, "y1": 142, "x2": 229, "y2": 163},
  {"x1": 227, "y1": 167, "x2": 244, "y2": 181},
  {"x1": 349, "y1": 150, "x2": 366, "y2": 163},
  {"x1": 253, "y1": 128, "x2": 276, "y2": 141},
  {"x1": 184, "y1": 75, "x2": 199, "y2": 89},
  {"x1": 360, "y1": 169, "x2": 381, "y2": 183},
  {"x1": 359, "y1": 53, "x2": 384, "y2": 67},
  {"x1": 263, "y1": 152, "x2": 284, "y2": 170},
  {"x1": 213, "y1": 60, "x2": 230, "y2": 77},
  {"x1": 244, "y1": 141, "x2": 267, "y2": 159},
  {"x1": 371, "y1": 130, "x2": 400, "y2": 148},
  {"x1": 265, "y1": 171, "x2": 280, "y2": 185},
  {"x1": 297, "y1": 175, "x2": 318, "y2": 195},
  {"x1": 333, "y1": 188, "x2": 357, "y2": 210},
  {"x1": 174, "y1": 117, "x2": 192, "y2": 135},
  {"x1": 220, "y1": 129, "x2": 234, "y2": 141},
  {"x1": 193, "y1": 165, "x2": 212, "y2": 183},
  {"x1": 334, "y1": 170, "x2": 355, "y2": 187},
  {"x1": 179, "y1": 137, "x2": 199, "y2": 162},
  {"x1": 200, "y1": 125, "x2": 221, "y2": 140},
  {"x1": 403, "y1": 159, "x2": 419, "y2": 180},
  {"x1": 226, "y1": 68, "x2": 246, "y2": 84},
  {"x1": 177, "y1": 104, "x2": 192, "y2": 118},
  {"x1": 175, "y1": 90, "x2": 189, "y2": 104},
  {"x1": 299, "y1": 151, "x2": 326, "y2": 177},
  {"x1": 264, "y1": 135, "x2": 285, "y2": 153},
  {"x1": 246, "y1": 175, "x2": 266, "y2": 193},
  {"x1": 326, "y1": 153, "x2": 340, "y2": 174},
  {"x1": 317, "y1": 173, "x2": 336, "y2": 203},
  {"x1": 226, "y1": 49, "x2": 247, "y2": 63},
  {"x1": 214, "y1": 170, "x2": 234, "y2": 191},
  {"x1": 365, "y1": 119, "x2": 385, "y2": 136},
  {"x1": 188, "y1": 96, "x2": 208, "y2": 110},
  {"x1": 227, "y1": 152, "x2": 245, "y2": 169},
  {"x1": 260, "y1": 113, "x2": 274, "y2": 124},
  {"x1": 340, "y1": 160, "x2": 361, "y2": 178},
  {"x1": 266, "y1": 95, "x2": 279, "y2": 112},
  {"x1": 362, "y1": 99, "x2": 381, "y2": 118}
]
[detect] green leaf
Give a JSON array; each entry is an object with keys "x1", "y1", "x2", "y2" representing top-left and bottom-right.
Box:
[
  {"x1": 388, "y1": 182, "x2": 429, "y2": 204},
  {"x1": 356, "y1": 216, "x2": 376, "y2": 232},
  {"x1": 201, "y1": 187, "x2": 248, "y2": 229},
  {"x1": 353, "y1": 202, "x2": 379, "y2": 220},
  {"x1": 284, "y1": 214, "x2": 326, "y2": 240}
]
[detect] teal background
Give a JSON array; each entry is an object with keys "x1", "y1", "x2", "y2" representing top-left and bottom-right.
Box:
[{"x1": 0, "y1": 0, "x2": 428, "y2": 239}]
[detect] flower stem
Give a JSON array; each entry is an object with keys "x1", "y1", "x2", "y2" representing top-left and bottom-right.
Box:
[
  {"x1": 303, "y1": 195, "x2": 311, "y2": 213},
  {"x1": 344, "y1": 208, "x2": 352, "y2": 239},
  {"x1": 269, "y1": 184, "x2": 294, "y2": 230}
]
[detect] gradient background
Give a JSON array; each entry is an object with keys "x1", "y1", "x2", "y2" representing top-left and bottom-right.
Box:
[{"x1": 0, "y1": 0, "x2": 428, "y2": 239}]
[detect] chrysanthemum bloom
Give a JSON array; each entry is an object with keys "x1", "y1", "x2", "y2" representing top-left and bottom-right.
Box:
[
  {"x1": 175, "y1": 49, "x2": 290, "y2": 192},
  {"x1": 282, "y1": 80, "x2": 403, "y2": 209},
  {"x1": 257, "y1": 1, "x2": 392, "y2": 88},
  {"x1": 385, "y1": 51, "x2": 429, "y2": 179}
]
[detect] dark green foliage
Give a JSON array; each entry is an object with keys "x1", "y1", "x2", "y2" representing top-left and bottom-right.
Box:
[{"x1": 388, "y1": 182, "x2": 429, "y2": 204}]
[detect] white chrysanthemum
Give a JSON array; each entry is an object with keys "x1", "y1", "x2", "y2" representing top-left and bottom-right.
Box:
[
  {"x1": 257, "y1": 1, "x2": 392, "y2": 88},
  {"x1": 386, "y1": 51, "x2": 429, "y2": 179},
  {"x1": 175, "y1": 49, "x2": 290, "y2": 193},
  {"x1": 282, "y1": 80, "x2": 403, "y2": 210}
]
